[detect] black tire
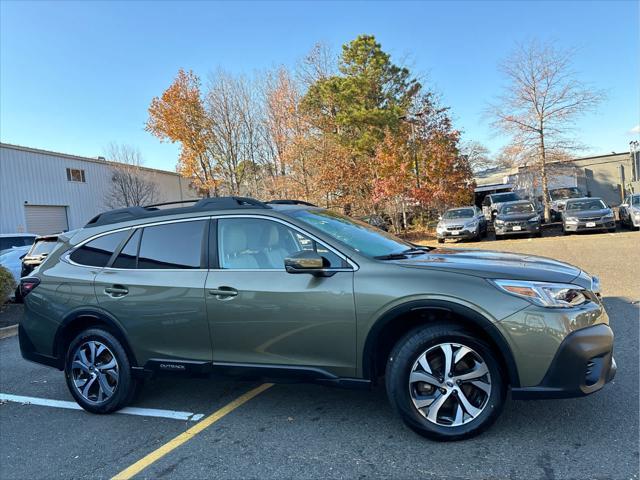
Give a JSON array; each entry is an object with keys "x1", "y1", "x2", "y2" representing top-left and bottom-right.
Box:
[
  {"x1": 64, "y1": 328, "x2": 136, "y2": 414},
  {"x1": 437, "y1": 238, "x2": 444, "y2": 244},
  {"x1": 385, "y1": 324, "x2": 506, "y2": 441},
  {"x1": 608, "y1": 227, "x2": 616, "y2": 233}
]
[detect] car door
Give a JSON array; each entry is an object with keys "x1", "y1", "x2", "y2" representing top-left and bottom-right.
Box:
[
  {"x1": 94, "y1": 219, "x2": 212, "y2": 365},
  {"x1": 206, "y1": 216, "x2": 357, "y2": 377}
]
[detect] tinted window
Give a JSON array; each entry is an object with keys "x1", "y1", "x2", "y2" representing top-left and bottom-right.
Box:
[
  {"x1": 566, "y1": 199, "x2": 607, "y2": 211},
  {"x1": 218, "y1": 218, "x2": 343, "y2": 270},
  {"x1": 501, "y1": 203, "x2": 535, "y2": 215},
  {"x1": 70, "y1": 230, "x2": 129, "y2": 267},
  {"x1": 492, "y1": 193, "x2": 519, "y2": 203},
  {"x1": 112, "y1": 229, "x2": 141, "y2": 269},
  {"x1": 0, "y1": 236, "x2": 35, "y2": 252},
  {"x1": 138, "y1": 221, "x2": 206, "y2": 269}
]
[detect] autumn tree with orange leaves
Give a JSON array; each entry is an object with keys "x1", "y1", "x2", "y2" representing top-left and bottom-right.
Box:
[{"x1": 146, "y1": 35, "x2": 475, "y2": 229}]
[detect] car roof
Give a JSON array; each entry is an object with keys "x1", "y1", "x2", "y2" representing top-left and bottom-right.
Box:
[
  {"x1": 565, "y1": 197, "x2": 601, "y2": 203},
  {"x1": 83, "y1": 197, "x2": 318, "y2": 229}
]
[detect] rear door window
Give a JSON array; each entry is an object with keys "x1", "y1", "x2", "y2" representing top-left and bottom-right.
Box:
[
  {"x1": 69, "y1": 230, "x2": 129, "y2": 267},
  {"x1": 137, "y1": 221, "x2": 206, "y2": 269}
]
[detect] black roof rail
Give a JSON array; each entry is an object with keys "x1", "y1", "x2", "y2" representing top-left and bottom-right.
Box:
[
  {"x1": 85, "y1": 196, "x2": 271, "y2": 228},
  {"x1": 267, "y1": 199, "x2": 318, "y2": 207}
]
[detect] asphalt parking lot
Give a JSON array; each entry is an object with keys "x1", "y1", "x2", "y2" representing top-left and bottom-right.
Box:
[{"x1": 0, "y1": 230, "x2": 638, "y2": 480}]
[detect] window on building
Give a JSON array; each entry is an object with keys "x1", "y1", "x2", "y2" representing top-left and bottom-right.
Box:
[
  {"x1": 137, "y1": 221, "x2": 206, "y2": 269},
  {"x1": 66, "y1": 168, "x2": 86, "y2": 183},
  {"x1": 69, "y1": 230, "x2": 129, "y2": 267}
]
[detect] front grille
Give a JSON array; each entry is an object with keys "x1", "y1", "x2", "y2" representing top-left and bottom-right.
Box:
[
  {"x1": 580, "y1": 216, "x2": 602, "y2": 222},
  {"x1": 447, "y1": 225, "x2": 464, "y2": 231},
  {"x1": 506, "y1": 221, "x2": 527, "y2": 227}
]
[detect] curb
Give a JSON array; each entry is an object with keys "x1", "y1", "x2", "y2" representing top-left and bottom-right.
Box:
[{"x1": 0, "y1": 324, "x2": 18, "y2": 339}]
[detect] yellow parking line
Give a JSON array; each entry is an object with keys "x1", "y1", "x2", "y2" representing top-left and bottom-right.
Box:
[{"x1": 111, "y1": 383, "x2": 273, "y2": 480}]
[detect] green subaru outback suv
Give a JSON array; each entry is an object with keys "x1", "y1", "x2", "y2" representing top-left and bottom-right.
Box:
[{"x1": 19, "y1": 197, "x2": 616, "y2": 440}]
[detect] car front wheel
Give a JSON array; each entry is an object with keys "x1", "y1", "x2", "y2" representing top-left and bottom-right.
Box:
[
  {"x1": 64, "y1": 328, "x2": 136, "y2": 414},
  {"x1": 385, "y1": 324, "x2": 506, "y2": 441}
]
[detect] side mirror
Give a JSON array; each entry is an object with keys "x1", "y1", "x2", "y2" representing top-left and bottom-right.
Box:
[{"x1": 284, "y1": 251, "x2": 335, "y2": 277}]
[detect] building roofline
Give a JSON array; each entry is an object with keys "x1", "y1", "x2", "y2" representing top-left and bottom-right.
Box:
[
  {"x1": 548, "y1": 151, "x2": 631, "y2": 164},
  {"x1": 0, "y1": 142, "x2": 181, "y2": 177}
]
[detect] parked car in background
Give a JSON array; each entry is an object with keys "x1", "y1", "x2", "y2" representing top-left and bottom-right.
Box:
[
  {"x1": 548, "y1": 187, "x2": 585, "y2": 221},
  {"x1": 562, "y1": 197, "x2": 615, "y2": 234},
  {"x1": 436, "y1": 206, "x2": 487, "y2": 243},
  {"x1": 494, "y1": 201, "x2": 542, "y2": 239},
  {"x1": 481, "y1": 192, "x2": 521, "y2": 221},
  {"x1": 0, "y1": 233, "x2": 37, "y2": 255},
  {"x1": 21, "y1": 235, "x2": 60, "y2": 278},
  {"x1": 619, "y1": 193, "x2": 640, "y2": 230},
  {"x1": 0, "y1": 245, "x2": 31, "y2": 300},
  {"x1": 360, "y1": 214, "x2": 390, "y2": 231}
]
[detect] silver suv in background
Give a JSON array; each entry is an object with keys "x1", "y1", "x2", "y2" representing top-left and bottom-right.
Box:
[{"x1": 436, "y1": 206, "x2": 487, "y2": 243}]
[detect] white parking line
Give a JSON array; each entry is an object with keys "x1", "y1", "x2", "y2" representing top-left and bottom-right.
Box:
[{"x1": 0, "y1": 393, "x2": 205, "y2": 421}]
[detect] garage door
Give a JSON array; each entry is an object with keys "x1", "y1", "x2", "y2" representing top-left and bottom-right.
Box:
[{"x1": 25, "y1": 205, "x2": 69, "y2": 235}]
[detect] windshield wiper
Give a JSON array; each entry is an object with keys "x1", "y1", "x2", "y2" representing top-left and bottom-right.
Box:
[{"x1": 374, "y1": 247, "x2": 432, "y2": 260}]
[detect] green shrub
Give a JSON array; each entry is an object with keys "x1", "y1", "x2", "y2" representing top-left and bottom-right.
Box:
[{"x1": 0, "y1": 265, "x2": 16, "y2": 305}]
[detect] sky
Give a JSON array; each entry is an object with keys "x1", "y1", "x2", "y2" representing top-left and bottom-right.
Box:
[{"x1": 1, "y1": 0, "x2": 638, "y2": 173}]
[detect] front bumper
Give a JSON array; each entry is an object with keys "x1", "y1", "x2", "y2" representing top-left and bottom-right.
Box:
[
  {"x1": 436, "y1": 228, "x2": 477, "y2": 240},
  {"x1": 564, "y1": 219, "x2": 615, "y2": 232},
  {"x1": 495, "y1": 223, "x2": 540, "y2": 236},
  {"x1": 511, "y1": 323, "x2": 616, "y2": 399}
]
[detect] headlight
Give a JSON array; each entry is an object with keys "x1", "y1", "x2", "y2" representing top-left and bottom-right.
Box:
[
  {"x1": 602, "y1": 213, "x2": 614, "y2": 220},
  {"x1": 436, "y1": 224, "x2": 445, "y2": 233},
  {"x1": 565, "y1": 216, "x2": 578, "y2": 223},
  {"x1": 528, "y1": 215, "x2": 540, "y2": 223},
  {"x1": 634, "y1": 211, "x2": 640, "y2": 218},
  {"x1": 494, "y1": 219, "x2": 504, "y2": 226},
  {"x1": 491, "y1": 279, "x2": 588, "y2": 308}
]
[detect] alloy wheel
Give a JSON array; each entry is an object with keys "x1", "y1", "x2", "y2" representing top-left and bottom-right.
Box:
[
  {"x1": 408, "y1": 342, "x2": 492, "y2": 427},
  {"x1": 71, "y1": 340, "x2": 119, "y2": 403}
]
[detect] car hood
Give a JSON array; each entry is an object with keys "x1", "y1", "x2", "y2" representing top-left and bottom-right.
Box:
[
  {"x1": 439, "y1": 217, "x2": 474, "y2": 226},
  {"x1": 496, "y1": 213, "x2": 538, "y2": 222},
  {"x1": 564, "y1": 208, "x2": 612, "y2": 218},
  {"x1": 391, "y1": 248, "x2": 585, "y2": 285}
]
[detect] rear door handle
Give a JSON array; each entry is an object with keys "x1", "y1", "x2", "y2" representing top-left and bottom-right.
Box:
[
  {"x1": 208, "y1": 286, "x2": 238, "y2": 298},
  {"x1": 104, "y1": 286, "x2": 129, "y2": 298}
]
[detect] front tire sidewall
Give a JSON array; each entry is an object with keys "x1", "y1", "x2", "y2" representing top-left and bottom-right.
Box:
[
  {"x1": 64, "y1": 328, "x2": 133, "y2": 414},
  {"x1": 386, "y1": 327, "x2": 505, "y2": 441}
]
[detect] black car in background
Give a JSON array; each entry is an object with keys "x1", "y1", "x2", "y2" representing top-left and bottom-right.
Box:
[
  {"x1": 562, "y1": 198, "x2": 615, "y2": 234},
  {"x1": 494, "y1": 200, "x2": 542, "y2": 239}
]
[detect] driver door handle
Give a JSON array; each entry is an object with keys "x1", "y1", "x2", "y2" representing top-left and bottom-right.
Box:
[
  {"x1": 104, "y1": 285, "x2": 129, "y2": 298},
  {"x1": 209, "y1": 286, "x2": 238, "y2": 298}
]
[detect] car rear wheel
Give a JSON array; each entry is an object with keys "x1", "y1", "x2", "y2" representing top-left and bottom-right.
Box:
[
  {"x1": 385, "y1": 324, "x2": 506, "y2": 441},
  {"x1": 64, "y1": 328, "x2": 136, "y2": 414}
]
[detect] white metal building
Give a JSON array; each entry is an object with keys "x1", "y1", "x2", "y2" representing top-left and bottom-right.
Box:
[{"x1": 0, "y1": 143, "x2": 198, "y2": 235}]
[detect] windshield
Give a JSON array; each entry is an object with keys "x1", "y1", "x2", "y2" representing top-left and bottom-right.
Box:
[
  {"x1": 443, "y1": 208, "x2": 474, "y2": 219},
  {"x1": 288, "y1": 209, "x2": 413, "y2": 258},
  {"x1": 0, "y1": 236, "x2": 35, "y2": 253},
  {"x1": 631, "y1": 195, "x2": 640, "y2": 206},
  {"x1": 492, "y1": 193, "x2": 519, "y2": 203},
  {"x1": 29, "y1": 239, "x2": 58, "y2": 256},
  {"x1": 501, "y1": 203, "x2": 534, "y2": 215},
  {"x1": 550, "y1": 187, "x2": 582, "y2": 200},
  {"x1": 566, "y1": 199, "x2": 607, "y2": 211}
]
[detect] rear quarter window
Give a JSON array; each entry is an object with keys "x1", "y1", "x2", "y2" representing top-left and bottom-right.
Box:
[
  {"x1": 69, "y1": 230, "x2": 129, "y2": 267},
  {"x1": 137, "y1": 221, "x2": 206, "y2": 269}
]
